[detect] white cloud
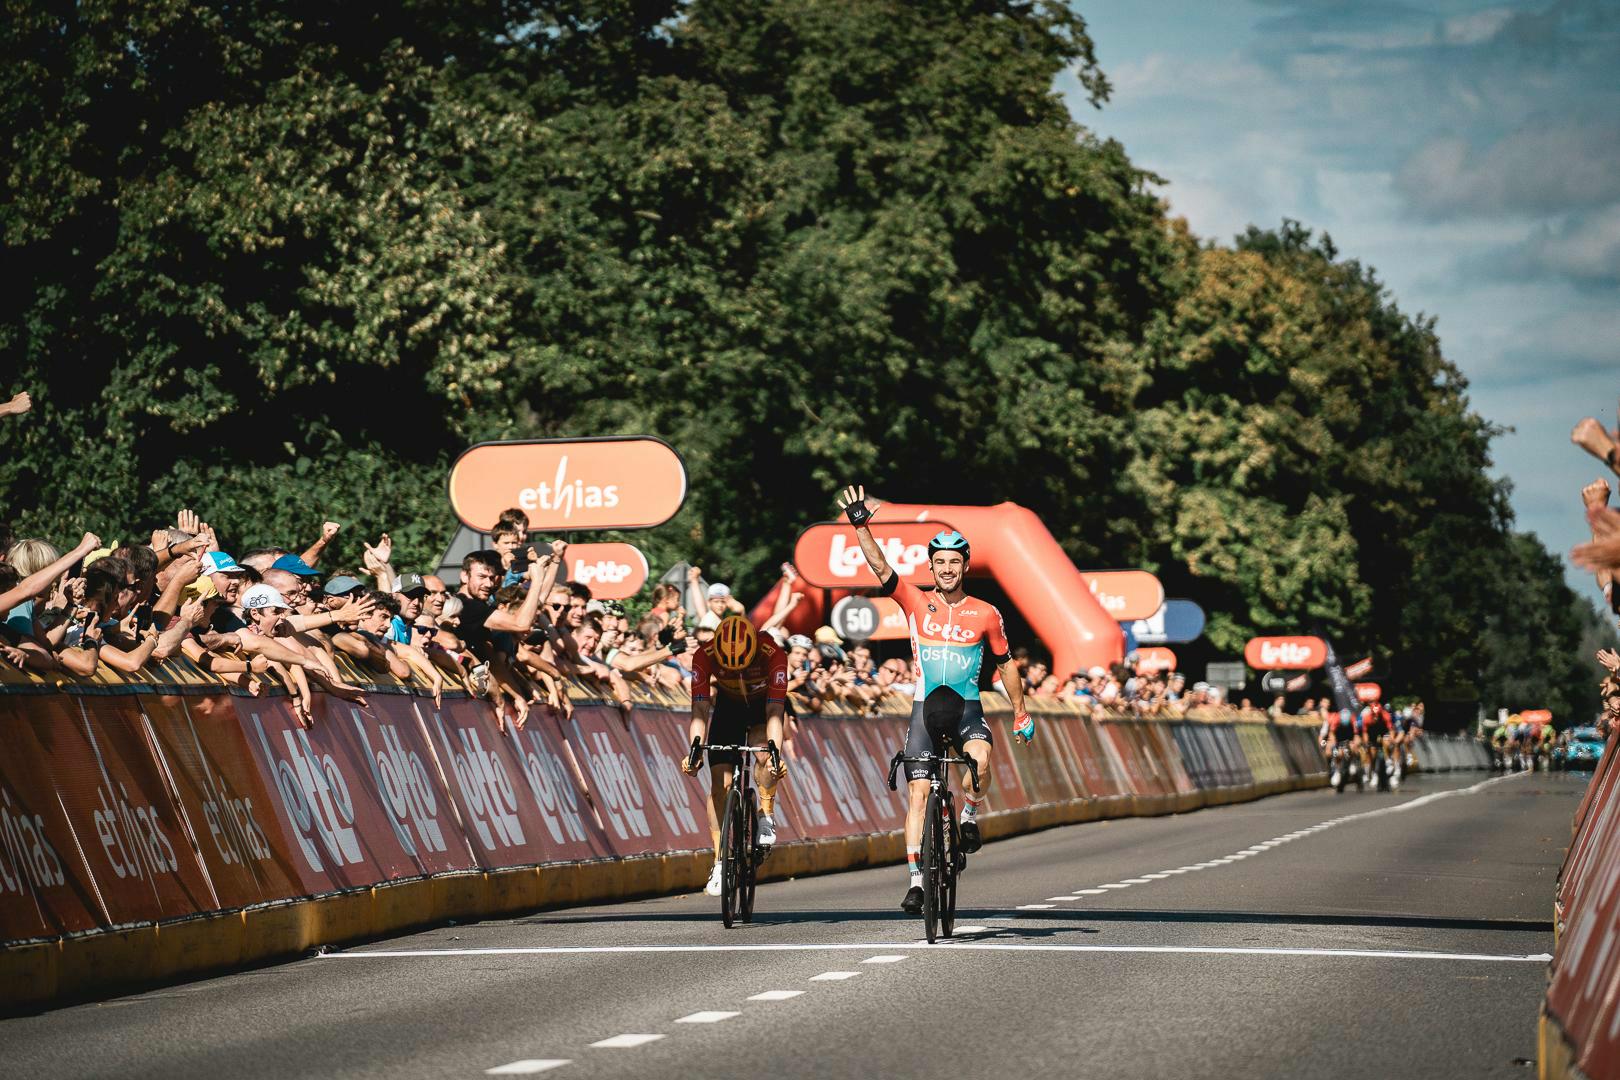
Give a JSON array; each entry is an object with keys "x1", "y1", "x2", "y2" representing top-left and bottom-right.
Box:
[{"x1": 1397, "y1": 123, "x2": 1620, "y2": 218}]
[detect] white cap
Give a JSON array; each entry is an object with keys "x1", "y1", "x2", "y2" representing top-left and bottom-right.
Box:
[
  {"x1": 707, "y1": 582, "x2": 731, "y2": 599},
  {"x1": 788, "y1": 634, "x2": 814, "y2": 649},
  {"x1": 240, "y1": 584, "x2": 290, "y2": 611},
  {"x1": 1088, "y1": 666, "x2": 1107, "y2": 679}
]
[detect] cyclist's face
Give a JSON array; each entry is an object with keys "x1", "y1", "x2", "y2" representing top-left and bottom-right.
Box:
[{"x1": 930, "y1": 551, "x2": 965, "y2": 591}]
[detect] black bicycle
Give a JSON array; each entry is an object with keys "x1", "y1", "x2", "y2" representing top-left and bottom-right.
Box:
[
  {"x1": 687, "y1": 737, "x2": 780, "y2": 929},
  {"x1": 887, "y1": 750, "x2": 980, "y2": 943}
]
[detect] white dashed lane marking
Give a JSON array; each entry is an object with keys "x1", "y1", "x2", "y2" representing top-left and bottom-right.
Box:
[
  {"x1": 486, "y1": 1061, "x2": 571, "y2": 1075},
  {"x1": 809, "y1": 971, "x2": 860, "y2": 981},
  {"x1": 862, "y1": 955, "x2": 909, "y2": 964},
  {"x1": 675, "y1": 1011, "x2": 738, "y2": 1024},
  {"x1": 748, "y1": 990, "x2": 804, "y2": 1001},
  {"x1": 590, "y1": 1034, "x2": 665, "y2": 1049}
]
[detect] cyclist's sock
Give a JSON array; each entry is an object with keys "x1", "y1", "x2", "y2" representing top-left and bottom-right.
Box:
[
  {"x1": 961, "y1": 792, "x2": 983, "y2": 821},
  {"x1": 906, "y1": 846, "x2": 922, "y2": 888}
]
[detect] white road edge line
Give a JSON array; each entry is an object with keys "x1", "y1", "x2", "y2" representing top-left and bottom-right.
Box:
[{"x1": 327, "y1": 943, "x2": 1552, "y2": 963}]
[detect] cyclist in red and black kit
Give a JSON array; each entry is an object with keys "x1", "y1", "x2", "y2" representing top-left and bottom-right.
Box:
[{"x1": 680, "y1": 614, "x2": 790, "y2": 897}]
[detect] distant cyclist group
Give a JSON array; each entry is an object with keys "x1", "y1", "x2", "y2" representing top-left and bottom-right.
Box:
[
  {"x1": 1489, "y1": 717, "x2": 1561, "y2": 772},
  {"x1": 1317, "y1": 703, "x2": 1418, "y2": 793},
  {"x1": 678, "y1": 483, "x2": 1032, "y2": 935}
]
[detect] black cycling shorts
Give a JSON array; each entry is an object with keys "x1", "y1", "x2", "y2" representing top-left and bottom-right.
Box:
[
  {"x1": 1332, "y1": 724, "x2": 1355, "y2": 743},
  {"x1": 705, "y1": 695, "x2": 773, "y2": 768},
  {"x1": 905, "y1": 687, "x2": 992, "y2": 781}
]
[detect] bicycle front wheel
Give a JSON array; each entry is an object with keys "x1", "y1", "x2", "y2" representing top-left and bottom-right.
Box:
[
  {"x1": 720, "y1": 786, "x2": 742, "y2": 929},
  {"x1": 941, "y1": 805, "x2": 958, "y2": 939},
  {"x1": 922, "y1": 790, "x2": 942, "y2": 943}
]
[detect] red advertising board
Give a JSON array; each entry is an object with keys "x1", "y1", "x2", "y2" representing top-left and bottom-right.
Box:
[
  {"x1": 1135, "y1": 647, "x2": 1177, "y2": 673},
  {"x1": 1244, "y1": 636, "x2": 1328, "y2": 670},
  {"x1": 563, "y1": 543, "x2": 649, "y2": 601},
  {"x1": 1354, "y1": 683, "x2": 1382, "y2": 703},
  {"x1": 793, "y1": 521, "x2": 958, "y2": 589}
]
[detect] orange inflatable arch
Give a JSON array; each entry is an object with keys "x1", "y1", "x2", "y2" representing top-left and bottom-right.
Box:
[{"x1": 750, "y1": 501, "x2": 1124, "y2": 677}]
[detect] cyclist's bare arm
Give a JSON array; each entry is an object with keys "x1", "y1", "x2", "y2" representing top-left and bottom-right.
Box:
[
  {"x1": 998, "y1": 656, "x2": 1026, "y2": 716},
  {"x1": 836, "y1": 484, "x2": 894, "y2": 581}
]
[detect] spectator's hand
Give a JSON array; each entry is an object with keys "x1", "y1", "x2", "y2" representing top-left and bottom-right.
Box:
[
  {"x1": 1583, "y1": 479, "x2": 1612, "y2": 512},
  {"x1": 66, "y1": 577, "x2": 87, "y2": 604},
  {"x1": 74, "y1": 532, "x2": 102, "y2": 556},
  {"x1": 0, "y1": 642, "x2": 26, "y2": 667},
  {"x1": 1573, "y1": 417, "x2": 1620, "y2": 472},
  {"x1": 784, "y1": 591, "x2": 805, "y2": 611},
  {"x1": 363, "y1": 533, "x2": 392, "y2": 570},
  {"x1": 321, "y1": 521, "x2": 341, "y2": 542},
  {"x1": 170, "y1": 554, "x2": 202, "y2": 587},
  {"x1": 1598, "y1": 648, "x2": 1620, "y2": 674},
  {"x1": 687, "y1": 565, "x2": 702, "y2": 583},
  {"x1": 1, "y1": 390, "x2": 33, "y2": 417},
  {"x1": 181, "y1": 598, "x2": 208, "y2": 627},
  {"x1": 177, "y1": 508, "x2": 201, "y2": 535},
  {"x1": 548, "y1": 538, "x2": 567, "y2": 560},
  {"x1": 333, "y1": 596, "x2": 376, "y2": 625},
  {"x1": 197, "y1": 523, "x2": 220, "y2": 552}
]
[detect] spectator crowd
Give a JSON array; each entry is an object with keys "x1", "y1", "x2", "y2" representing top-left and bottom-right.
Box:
[{"x1": 1570, "y1": 405, "x2": 1620, "y2": 738}]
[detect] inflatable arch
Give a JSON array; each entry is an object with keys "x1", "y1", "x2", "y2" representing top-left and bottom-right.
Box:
[{"x1": 751, "y1": 501, "x2": 1124, "y2": 677}]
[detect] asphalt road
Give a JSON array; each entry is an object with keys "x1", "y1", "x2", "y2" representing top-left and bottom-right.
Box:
[{"x1": 0, "y1": 768, "x2": 1585, "y2": 1080}]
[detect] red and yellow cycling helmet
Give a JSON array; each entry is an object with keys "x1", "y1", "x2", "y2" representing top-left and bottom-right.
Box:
[{"x1": 714, "y1": 615, "x2": 759, "y2": 671}]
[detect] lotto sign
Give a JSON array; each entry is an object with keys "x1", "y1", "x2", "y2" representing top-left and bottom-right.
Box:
[
  {"x1": 562, "y1": 543, "x2": 649, "y2": 600},
  {"x1": 1243, "y1": 636, "x2": 1328, "y2": 671},
  {"x1": 448, "y1": 437, "x2": 687, "y2": 532},
  {"x1": 1344, "y1": 656, "x2": 1374, "y2": 680},
  {"x1": 793, "y1": 521, "x2": 959, "y2": 589},
  {"x1": 1354, "y1": 683, "x2": 1382, "y2": 704},
  {"x1": 1520, "y1": 709, "x2": 1553, "y2": 724},
  {"x1": 1080, "y1": 571, "x2": 1164, "y2": 622},
  {"x1": 1135, "y1": 647, "x2": 1177, "y2": 673}
]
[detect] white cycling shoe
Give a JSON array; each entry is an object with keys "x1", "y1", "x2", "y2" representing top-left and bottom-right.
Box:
[
  {"x1": 704, "y1": 863, "x2": 723, "y2": 896},
  {"x1": 756, "y1": 813, "x2": 776, "y2": 847}
]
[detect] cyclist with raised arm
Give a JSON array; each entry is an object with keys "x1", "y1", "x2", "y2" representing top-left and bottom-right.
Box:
[
  {"x1": 835, "y1": 484, "x2": 1033, "y2": 915},
  {"x1": 680, "y1": 614, "x2": 790, "y2": 897}
]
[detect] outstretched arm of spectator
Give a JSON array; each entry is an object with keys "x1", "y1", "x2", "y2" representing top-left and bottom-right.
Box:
[
  {"x1": 362, "y1": 533, "x2": 396, "y2": 593},
  {"x1": 1573, "y1": 417, "x2": 1620, "y2": 478},
  {"x1": 485, "y1": 547, "x2": 558, "y2": 635},
  {"x1": 611, "y1": 645, "x2": 676, "y2": 675},
  {"x1": 760, "y1": 588, "x2": 804, "y2": 633},
  {"x1": 99, "y1": 626, "x2": 161, "y2": 674},
  {"x1": 0, "y1": 391, "x2": 32, "y2": 418},
  {"x1": 684, "y1": 565, "x2": 706, "y2": 621},
  {"x1": 284, "y1": 594, "x2": 376, "y2": 634},
  {"x1": 1573, "y1": 503, "x2": 1620, "y2": 574},
  {"x1": 300, "y1": 522, "x2": 341, "y2": 569},
  {"x1": 0, "y1": 532, "x2": 100, "y2": 613}
]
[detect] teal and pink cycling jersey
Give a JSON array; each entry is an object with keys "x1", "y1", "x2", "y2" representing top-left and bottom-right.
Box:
[{"x1": 879, "y1": 573, "x2": 1010, "y2": 701}]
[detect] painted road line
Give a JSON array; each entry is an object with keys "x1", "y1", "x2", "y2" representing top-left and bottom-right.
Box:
[
  {"x1": 486, "y1": 1061, "x2": 571, "y2": 1075},
  {"x1": 953, "y1": 926, "x2": 990, "y2": 934},
  {"x1": 748, "y1": 991, "x2": 804, "y2": 1001},
  {"x1": 591, "y1": 1034, "x2": 665, "y2": 1048},
  {"x1": 862, "y1": 955, "x2": 908, "y2": 964},
  {"x1": 1097, "y1": 884, "x2": 1131, "y2": 889},
  {"x1": 327, "y1": 943, "x2": 1552, "y2": 963},
  {"x1": 676, "y1": 1011, "x2": 739, "y2": 1024},
  {"x1": 1122, "y1": 877, "x2": 1154, "y2": 884},
  {"x1": 1077, "y1": 889, "x2": 1109, "y2": 895},
  {"x1": 810, "y1": 971, "x2": 861, "y2": 981},
  {"x1": 1046, "y1": 896, "x2": 1082, "y2": 902},
  {"x1": 1017, "y1": 904, "x2": 1056, "y2": 909}
]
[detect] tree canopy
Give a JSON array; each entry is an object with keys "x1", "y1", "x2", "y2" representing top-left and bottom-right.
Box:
[{"x1": 1, "y1": 0, "x2": 1607, "y2": 717}]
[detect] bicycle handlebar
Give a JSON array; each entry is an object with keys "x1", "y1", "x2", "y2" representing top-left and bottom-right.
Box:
[
  {"x1": 688, "y1": 737, "x2": 782, "y2": 773},
  {"x1": 888, "y1": 750, "x2": 980, "y2": 793}
]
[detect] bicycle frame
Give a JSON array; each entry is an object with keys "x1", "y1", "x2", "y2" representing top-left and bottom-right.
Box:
[
  {"x1": 687, "y1": 737, "x2": 780, "y2": 929},
  {"x1": 888, "y1": 750, "x2": 981, "y2": 943}
]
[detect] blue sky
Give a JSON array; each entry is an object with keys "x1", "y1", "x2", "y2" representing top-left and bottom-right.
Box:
[{"x1": 1062, "y1": 0, "x2": 1619, "y2": 600}]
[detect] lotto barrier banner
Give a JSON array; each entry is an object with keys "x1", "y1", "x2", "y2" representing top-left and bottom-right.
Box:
[
  {"x1": 1542, "y1": 729, "x2": 1620, "y2": 1080},
  {"x1": 1, "y1": 674, "x2": 1325, "y2": 976}
]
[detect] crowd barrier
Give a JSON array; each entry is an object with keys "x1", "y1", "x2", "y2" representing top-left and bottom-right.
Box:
[
  {"x1": 1541, "y1": 727, "x2": 1620, "y2": 1080},
  {"x1": 0, "y1": 656, "x2": 1330, "y2": 1009},
  {"x1": 1412, "y1": 734, "x2": 1493, "y2": 772}
]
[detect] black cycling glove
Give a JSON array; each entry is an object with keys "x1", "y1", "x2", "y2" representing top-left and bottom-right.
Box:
[{"x1": 843, "y1": 497, "x2": 873, "y2": 528}]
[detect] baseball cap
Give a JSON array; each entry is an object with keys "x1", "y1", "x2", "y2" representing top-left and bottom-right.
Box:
[
  {"x1": 271, "y1": 554, "x2": 320, "y2": 577},
  {"x1": 202, "y1": 551, "x2": 248, "y2": 576},
  {"x1": 1087, "y1": 666, "x2": 1107, "y2": 679},
  {"x1": 585, "y1": 599, "x2": 606, "y2": 615},
  {"x1": 600, "y1": 599, "x2": 626, "y2": 617},
  {"x1": 707, "y1": 582, "x2": 731, "y2": 599},
  {"x1": 323, "y1": 575, "x2": 366, "y2": 596},
  {"x1": 240, "y1": 584, "x2": 290, "y2": 611},
  {"x1": 814, "y1": 625, "x2": 843, "y2": 646},
  {"x1": 817, "y1": 642, "x2": 847, "y2": 663},
  {"x1": 82, "y1": 547, "x2": 115, "y2": 568},
  {"x1": 394, "y1": 572, "x2": 426, "y2": 596},
  {"x1": 787, "y1": 634, "x2": 814, "y2": 650}
]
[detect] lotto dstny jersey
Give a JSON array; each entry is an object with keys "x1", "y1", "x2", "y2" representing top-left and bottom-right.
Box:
[{"x1": 879, "y1": 573, "x2": 1010, "y2": 701}]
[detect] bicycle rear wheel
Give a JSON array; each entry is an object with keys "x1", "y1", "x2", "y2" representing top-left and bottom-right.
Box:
[
  {"x1": 720, "y1": 786, "x2": 742, "y2": 929},
  {"x1": 741, "y1": 791, "x2": 758, "y2": 923},
  {"x1": 922, "y1": 790, "x2": 942, "y2": 943}
]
